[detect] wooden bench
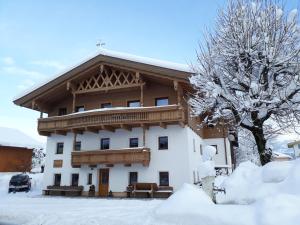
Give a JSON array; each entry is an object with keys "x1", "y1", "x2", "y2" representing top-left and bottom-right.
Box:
[
  {"x1": 132, "y1": 183, "x2": 158, "y2": 198},
  {"x1": 43, "y1": 185, "x2": 84, "y2": 196},
  {"x1": 154, "y1": 186, "x2": 174, "y2": 198}
]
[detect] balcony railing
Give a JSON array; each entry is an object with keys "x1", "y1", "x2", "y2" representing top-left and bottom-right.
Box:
[
  {"x1": 38, "y1": 105, "x2": 185, "y2": 135},
  {"x1": 71, "y1": 147, "x2": 150, "y2": 167}
]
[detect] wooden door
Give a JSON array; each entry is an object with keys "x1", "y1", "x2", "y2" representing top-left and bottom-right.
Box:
[{"x1": 98, "y1": 169, "x2": 109, "y2": 197}]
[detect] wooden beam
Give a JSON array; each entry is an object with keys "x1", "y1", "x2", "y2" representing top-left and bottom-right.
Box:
[
  {"x1": 67, "y1": 81, "x2": 76, "y2": 92},
  {"x1": 140, "y1": 124, "x2": 149, "y2": 130},
  {"x1": 159, "y1": 122, "x2": 167, "y2": 129},
  {"x1": 72, "y1": 93, "x2": 76, "y2": 113},
  {"x1": 85, "y1": 127, "x2": 99, "y2": 134},
  {"x1": 173, "y1": 80, "x2": 178, "y2": 91},
  {"x1": 39, "y1": 131, "x2": 51, "y2": 136},
  {"x1": 73, "y1": 133, "x2": 77, "y2": 151},
  {"x1": 55, "y1": 130, "x2": 67, "y2": 136},
  {"x1": 101, "y1": 125, "x2": 115, "y2": 132},
  {"x1": 31, "y1": 100, "x2": 36, "y2": 109},
  {"x1": 135, "y1": 71, "x2": 140, "y2": 80},
  {"x1": 71, "y1": 128, "x2": 84, "y2": 134},
  {"x1": 142, "y1": 161, "x2": 149, "y2": 167},
  {"x1": 105, "y1": 164, "x2": 114, "y2": 167},
  {"x1": 142, "y1": 126, "x2": 146, "y2": 146},
  {"x1": 120, "y1": 124, "x2": 132, "y2": 131},
  {"x1": 140, "y1": 83, "x2": 144, "y2": 107},
  {"x1": 179, "y1": 121, "x2": 185, "y2": 128}
]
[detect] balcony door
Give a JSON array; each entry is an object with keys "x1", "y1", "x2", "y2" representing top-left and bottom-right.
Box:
[{"x1": 98, "y1": 168, "x2": 109, "y2": 197}]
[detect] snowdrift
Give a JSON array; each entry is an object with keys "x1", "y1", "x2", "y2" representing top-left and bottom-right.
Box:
[
  {"x1": 155, "y1": 160, "x2": 300, "y2": 225},
  {"x1": 217, "y1": 160, "x2": 299, "y2": 204}
]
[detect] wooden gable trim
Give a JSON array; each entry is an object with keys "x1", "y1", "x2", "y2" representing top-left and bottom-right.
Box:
[{"x1": 14, "y1": 54, "x2": 192, "y2": 109}]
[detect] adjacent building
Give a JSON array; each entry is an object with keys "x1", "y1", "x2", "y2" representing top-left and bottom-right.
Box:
[
  {"x1": 0, "y1": 127, "x2": 41, "y2": 172},
  {"x1": 14, "y1": 49, "x2": 232, "y2": 196},
  {"x1": 288, "y1": 140, "x2": 300, "y2": 158}
]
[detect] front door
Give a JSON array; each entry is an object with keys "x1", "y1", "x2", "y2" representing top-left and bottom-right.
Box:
[{"x1": 98, "y1": 169, "x2": 109, "y2": 197}]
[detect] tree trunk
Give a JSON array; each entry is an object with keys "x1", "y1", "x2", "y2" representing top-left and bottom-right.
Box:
[
  {"x1": 228, "y1": 127, "x2": 238, "y2": 169},
  {"x1": 251, "y1": 126, "x2": 271, "y2": 165}
]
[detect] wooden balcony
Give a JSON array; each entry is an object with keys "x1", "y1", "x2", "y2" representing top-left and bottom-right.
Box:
[
  {"x1": 71, "y1": 148, "x2": 150, "y2": 167},
  {"x1": 38, "y1": 105, "x2": 185, "y2": 135}
]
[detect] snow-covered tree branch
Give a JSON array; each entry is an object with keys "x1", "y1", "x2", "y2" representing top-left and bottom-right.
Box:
[{"x1": 190, "y1": 0, "x2": 300, "y2": 165}]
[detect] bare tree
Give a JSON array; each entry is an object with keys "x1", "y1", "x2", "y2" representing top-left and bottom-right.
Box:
[{"x1": 190, "y1": 0, "x2": 300, "y2": 165}]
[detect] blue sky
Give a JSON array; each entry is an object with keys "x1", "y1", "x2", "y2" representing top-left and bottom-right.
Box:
[{"x1": 0, "y1": 0, "x2": 299, "y2": 143}]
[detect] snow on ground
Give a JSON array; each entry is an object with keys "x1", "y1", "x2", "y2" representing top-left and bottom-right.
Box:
[{"x1": 1, "y1": 160, "x2": 300, "y2": 225}]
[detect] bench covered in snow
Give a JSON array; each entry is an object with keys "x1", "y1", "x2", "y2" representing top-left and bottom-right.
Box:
[{"x1": 43, "y1": 185, "x2": 84, "y2": 196}]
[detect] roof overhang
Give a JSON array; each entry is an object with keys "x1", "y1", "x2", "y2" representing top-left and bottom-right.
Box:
[{"x1": 14, "y1": 49, "x2": 194, "y2": 109}]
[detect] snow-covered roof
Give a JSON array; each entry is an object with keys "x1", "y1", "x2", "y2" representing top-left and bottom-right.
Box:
[
  {"x1": 14, "y1": 48, "x2": 192, "y2": 102},
  {"x1": 0, "y1": 127, "x2": 43, "y2": 149},
  {"x1": 99, "y1": 48, "x2": 192, "y2": 73},
  {"x1": 287, "y1": 140, "x2": 300, "y2": 148}
]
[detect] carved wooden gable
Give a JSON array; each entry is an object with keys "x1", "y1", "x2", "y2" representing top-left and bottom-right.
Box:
[{"x1": 74, "y1": 65, "x2": 142, "y2": 94}]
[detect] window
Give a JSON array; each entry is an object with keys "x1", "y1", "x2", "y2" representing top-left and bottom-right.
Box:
[
  {"x1": 158, "y1": 136, "x2": 168, "y2": 150},
  {"x1": 155, "y1": 97, "x2": 169, "y2": 106},
  {"x1": 54, "y1": 174, "x2": 61, "y2": 186},
  {"x1": 75, "y1": 106, "x2": 85, "y2": 112},
  {"x1": 74, "y1": 141, "x2": 81, "y2": 151},
  {"x1": 159, "y1": 172, "x2": 169, "y2": 186},
  {"x1": 127, "y1": 100, "x2": 140, "y2": 107},
  {"x1": 129, "y1": 172, "x2": 138, "y2": 185},
  {"x1": 71, "y1": 173, "x2": 79, "y2": 186},
  {"x1": 129, "y1": 138, "x2": 138, "y2": 148},
  {"x1": 58, "y1": 108, "x2": 67, "y2": 116},
  {"x1": 101, "y1": 138, "x2": 110, "y2": 150},
  {"x1": 87, "y1": 173, "x2": 92, "y2": 185},
  {"x1": 101, "y1": 103, "x2": 112, "y2": 108},
  {"x1": 56, "y1": 143, "x2": 64, "y2": 154},
  {"x1": 211, "y1": 145, "x2": 218, "y2": 154}
]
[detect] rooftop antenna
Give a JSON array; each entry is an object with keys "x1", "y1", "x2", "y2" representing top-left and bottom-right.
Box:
[{"x1": 96, "y1": 40, "x2": 106, "y2": 48}]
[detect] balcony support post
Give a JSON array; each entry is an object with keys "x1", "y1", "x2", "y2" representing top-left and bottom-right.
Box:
[
  {"x1": 140, "y1": 83, "x2": 144, "y2": 107},
  {"x1": 73, "y1": 133, "x2": 77, "y2": 150},
  {"x1": 121, "y1": 124, "x2": 132, "y2": 131},
  {"x1": 174, "y1": 80, "x2": 182, "y2": 107},
  {"x1": 72, "y1": 93, "x2": 76, "y2": 113},
  {"x1": 143, "y1": 127, "x2": 146, "y2": 146}
]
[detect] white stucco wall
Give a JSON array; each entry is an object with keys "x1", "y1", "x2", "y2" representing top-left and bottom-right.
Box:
[
  {"x1": 43, "y1": 125, "x2": 232, "y2": 193},
  {"x1": 203, "y1": 138, "x2": 232, "y2": 167}
]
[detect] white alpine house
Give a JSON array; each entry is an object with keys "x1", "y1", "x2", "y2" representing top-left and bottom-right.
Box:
[{"x1": 14, "y1": 49, "x2": 232, "y2": 197}]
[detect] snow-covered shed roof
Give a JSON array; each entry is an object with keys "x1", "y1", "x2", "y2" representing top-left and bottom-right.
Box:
[
  {"x1": 13, "y1": 48, "x2": 193, "y2": 108},
  {"x1": 0, "y1": 127, "x2": 43, "y2": 149},
  {"x1": 287, "y1": 140, "x2": 300, "y2": 148},
  {"x1": 272, "y1": 151, "x2": 293, "y2": 160}
]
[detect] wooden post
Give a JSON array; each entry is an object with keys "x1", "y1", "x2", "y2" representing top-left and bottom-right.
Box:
[
  {"x1": 143, "y1": 127, "x2": 146, "y2": 146},
  {"x1": 73, "y1": 133, "x2": 77, "y2": 151},
  {"x1": 40, "y1": 111, "x2": 43, "y2": 119},
  {"x1": 72, "y1": 92, "x2": 76, "y2": 113},
  {"x1": 177, "y1": 83, "x2": 183, "y2": 107},
  {"x1": 140, "y1": 84, "x2": 144, "y2": 107}
]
